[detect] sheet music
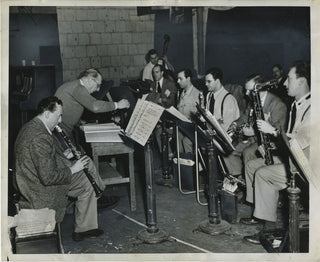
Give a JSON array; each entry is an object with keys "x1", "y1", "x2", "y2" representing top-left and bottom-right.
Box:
[
  {"x1": 81, "y1": 123, "x2": 123, "y2": 142},
  {"x1": 165, "y1": 106, "x2": 192, "y2": 123},
  {"x1": 81, "y1": 123, "x2": 121, "y2": 133},
  {"x1": 13, "y1": 208, "x2": 56, "y2": 237},
  {"x1": 125, "y1": 100, "x2": 164, "y2": 146},
  {"x1": 125, "y1": 99, "x2": 147, "y2": 136},
  {"x1": 290, "y1": 138, "x2": 318, "y2": 189},
  {"x1": 204, "y1": 109, "x2": 235, "y2": 150},
  {"x1": 84, "y1": 130, "x2": 123, "y2": 143}
]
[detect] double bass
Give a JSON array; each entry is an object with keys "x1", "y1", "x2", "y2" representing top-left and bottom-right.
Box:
[{"x1": 158, "y1": 34, "x2": 175, "y2": 81}]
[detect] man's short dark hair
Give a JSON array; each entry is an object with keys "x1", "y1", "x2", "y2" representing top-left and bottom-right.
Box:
[
  {"x1": 147, "y1": 49, "x2": 158, "y2": 58},
  {"x1": 37, "y1": 96, "x2": 63, "y2": 114},
  {"x1": 178, "y1": 68, "x2": 192, "y2": 79},
  {"x1": 245, "y1": 73, "x2": 264, "y2": 83},
  {"x1": 78, "y1": 68, "x2": 102, "y2": 79},
  {"x1": 291, "y1": 60, "x2": 310, "y2": 86},
  {"x1": 205, "y1": 67, "x2": 223, "y2": 81},
  {"x1": 272, "y1": 64, "x2": 283, "y2": 71},
  {"x1": 153, "y1": 64, "x2": 165, "y2": 72}
]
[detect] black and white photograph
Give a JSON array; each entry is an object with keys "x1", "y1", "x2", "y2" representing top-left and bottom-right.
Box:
[{"x1": 1, "y1": 0, "x2": 320, "y2": 261}]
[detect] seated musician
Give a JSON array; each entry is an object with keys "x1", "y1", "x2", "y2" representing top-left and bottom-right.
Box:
[
  {"x1": 176, "y1": 68, "x2": 201, "y2": 153},
  {"x1": 204, "y1": 67, "x2": 240, "y2": 132},
  {"x1": 242, "y1": 61, "x2": 310, "y2": 244},
  {"x1": 270, "y1": 63, "x2": 294, "y2": 109},
  {"x1": 225, "y1": 74, "x2": 287, "y2": 176},
  {"x1": 14, "y1": 96, "x2": 104, "y2": 242},
  {"x1": 203, "y1": 67, "x2": 240, "y2": 175},
  {"x1": 142, "y1": 49, "x2": 174, "y2": 83},
  {"x1": 55, "y1": 68, "x2": 130, "y2": 209}
]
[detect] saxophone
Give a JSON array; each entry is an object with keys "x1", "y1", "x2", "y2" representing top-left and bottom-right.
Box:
[{"x1": 251, "y1": 87, "x2": 274, "y2": 165}]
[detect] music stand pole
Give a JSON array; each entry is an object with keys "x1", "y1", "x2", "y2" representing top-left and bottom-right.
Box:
[
  {"x1": 137, "y1": 134, "x2": 169, "y2": 244},
  {"x1": 157, "y1": 120, "x2": 174, "y2": 187},
  {"x1": 198, "y1": 134, "x2": 231, "y2": 235},
  {"x1": 287, "y1": 173, "x2": 301, "y2": 252}
]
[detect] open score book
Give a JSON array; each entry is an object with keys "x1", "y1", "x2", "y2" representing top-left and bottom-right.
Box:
[{"x1": 124, "y1": 99, "x2": 191, "y2": 146}]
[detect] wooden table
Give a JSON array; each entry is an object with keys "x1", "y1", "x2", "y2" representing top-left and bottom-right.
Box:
[{"x1": 91, "y1": 141, "x2": 136, "y2": 211}]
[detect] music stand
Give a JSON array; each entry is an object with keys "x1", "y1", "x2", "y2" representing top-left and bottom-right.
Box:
[
  {"x1": 192, "y1": 106, "x2": 233, "y2": 235},
  {"x1": 123, "y1": 100, "x2": 169, "y2": 244},
  {"x1": 137, "y1": 133, "x2": 169, "y2": 244}
]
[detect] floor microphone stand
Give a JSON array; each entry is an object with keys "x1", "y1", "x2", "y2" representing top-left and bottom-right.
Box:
[{"x1": 137, "y1": 134, "x2": 169, "y2": 244}]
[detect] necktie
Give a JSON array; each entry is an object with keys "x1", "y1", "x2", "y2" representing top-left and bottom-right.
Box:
[
  {"x1": 157, "y1": 82, "x2": 161, "y2": 93},
  {"x1": 180, "y1": 90, "x2": 186, "y2": 99},
  {"x1": 288, "y1": 102, "x2": 297, "y2": 133},
  {"x1": 209, "y1": 93, "x2": 215, "y2": 114}
]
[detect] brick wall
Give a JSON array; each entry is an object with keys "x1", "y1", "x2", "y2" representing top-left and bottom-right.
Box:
[{"x1": 56, "y1": 7, "x2": 155, "y2": 85}]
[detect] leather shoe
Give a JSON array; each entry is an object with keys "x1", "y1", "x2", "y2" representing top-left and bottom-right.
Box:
[
  {"x1": 240, "y1": 217, "x2": 262, "y2": 225},
  {"x1": 97, "y1": 195, "x2": 119, "y2": 210},
  {"x1": 72, "y1": 228, "x2": 104, "y2": 242},
  {"x1": 243, "y1": 233, "x2": 261, "y2": 245}
]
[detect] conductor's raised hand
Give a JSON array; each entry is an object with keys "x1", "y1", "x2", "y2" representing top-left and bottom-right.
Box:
[
  {"x1": 117, "y1": 99, "x2": 130, "y2": 109},
  {"x1": 70, "y1": 155, "x2": 90, "y2": 174}
]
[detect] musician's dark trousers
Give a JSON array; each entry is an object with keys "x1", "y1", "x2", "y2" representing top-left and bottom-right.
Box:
[
  {"x1": 67, "y1": 159, "x2": 105, "y2": 232},
  {"x1": 245, "y1": 156, "x2": 287, "y2": 222}
]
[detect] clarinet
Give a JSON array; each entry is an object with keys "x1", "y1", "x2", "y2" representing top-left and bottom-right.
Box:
[
  {"x1": 250, "y1": 87, "x2": 274, "y2": 165},
  {"x1": 55, "y1": 125, "x2": 103, "y2": 198}
]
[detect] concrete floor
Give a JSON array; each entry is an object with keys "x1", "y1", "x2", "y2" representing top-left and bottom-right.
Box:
[{"x1": 60, "y1": 153, "x2": 268, "y2": 255}]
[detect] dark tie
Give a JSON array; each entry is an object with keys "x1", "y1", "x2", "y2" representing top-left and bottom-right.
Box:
[
  {"x1": 288, "y1": 102, "x2": 297, "y2": 133},
  {"x1": 157, "y1": 82, "x2": 161, "y2": 93},
  {"x1": 209, "y1": 93, "x2": 215, "y2": 114},
  {"x1": 180, "y1": 90, "x2": 186, "y2": 100}
]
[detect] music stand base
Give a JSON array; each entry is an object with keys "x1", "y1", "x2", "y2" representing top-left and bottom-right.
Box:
[
  {"x1": 137, "y1": 228, "x2": 169, "y2": 244},
  {"x1": 156, "y1": 175, "x2": 174, "y2": 188},
  {"x1": 197, "y1": 219, "x2": 231, "y2": 235}
]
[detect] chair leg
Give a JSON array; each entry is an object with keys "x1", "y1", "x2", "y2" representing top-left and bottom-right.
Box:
[{"x1": 56, "y1": 223, "x2": 65, "y2": 254}]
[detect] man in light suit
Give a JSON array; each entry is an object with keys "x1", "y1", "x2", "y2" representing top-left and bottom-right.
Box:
[
  {"x1": 14, "y1": 96, "x2": 104, "y2": 241},
  {"x1": 176, "y1": 68, "x2": 201, "y2": 153},
  {"x1": 242, "y1": 60, "x2": 311, "y2": 244}
]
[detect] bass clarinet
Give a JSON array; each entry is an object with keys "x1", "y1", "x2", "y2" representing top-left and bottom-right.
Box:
[
  {"x1": 55, "y1": 125, "x2": 103, "y2": 198},
  {"x1": 251, "y1": 85, "x2": 274, "y2": 165}
]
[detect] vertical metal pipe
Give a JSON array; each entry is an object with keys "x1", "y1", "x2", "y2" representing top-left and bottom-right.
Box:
[
  {"x1": 287, "y1": 176, "x2": 301, "y2": 252},
  {"x1": 144, "y1": 136, "x2": 158, "y2": 233},
  {"x1": 197, "y1": 7, "x2": 205, "y2": 76},
  {"x1": 207, "y1": 140, "x2": 220, "y2": 224},
  {"x1": 161, "y1": 121, "x2": 170, "y2": 179}
]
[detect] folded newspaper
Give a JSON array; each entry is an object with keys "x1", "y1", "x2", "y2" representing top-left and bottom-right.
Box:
[{"x1": 10, "y1": 208, "x2": 56, "y2": 237}]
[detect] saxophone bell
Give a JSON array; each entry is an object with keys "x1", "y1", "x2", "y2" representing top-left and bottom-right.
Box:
[{"x1": 254, "y1": 79, "x2": 278, "y2": 91}]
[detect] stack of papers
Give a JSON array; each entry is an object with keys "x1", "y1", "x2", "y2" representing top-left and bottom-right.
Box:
[
  {"x1": 81, "y1": 123, "x2": 123, "y2": 143},
  {"x1": 14, "y1": 208, "x2": 56, "y2": 237}
]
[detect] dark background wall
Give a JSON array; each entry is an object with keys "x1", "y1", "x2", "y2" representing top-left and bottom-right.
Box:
[
  {"x1": 153, "y1": 8, "x2": 194, "y2": 75},
  {"x1": 9, "y1": 13, "x2": 63, "y2": 88},
  {"x1": 205, "y1": 7, "x2": 310, "y2": 85}
]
